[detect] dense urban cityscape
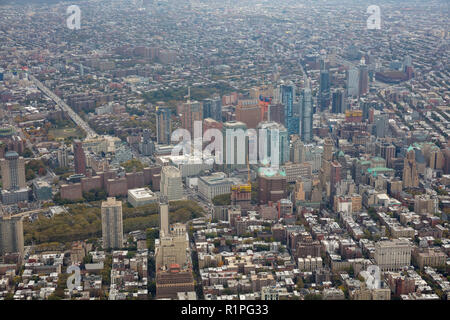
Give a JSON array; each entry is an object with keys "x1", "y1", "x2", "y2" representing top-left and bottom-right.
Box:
[{"x1": 0, "y1": 0, "x2": 449, "y2": 303}]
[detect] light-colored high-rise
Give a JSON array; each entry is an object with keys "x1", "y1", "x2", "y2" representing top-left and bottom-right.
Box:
[
  {"x1": 101, "y1": 197, "x2": 124, "y2": 249},
  {"x1": 375, "y1": 239, "x2": 412, "y2": 271},
  {"x1": 300, "y1": 80, "x2": 313, "y2": 143},
  {"x1": 0, "y1": 151, "x2": 26, "y2": 191},
  {"x1": 57, "y1": 146, "x2": 69, "y2": 168},
  {"x1": 160, "y1": 202, "x2": 169, "y2": 237},
  {"x1": 257, "y1": 121, "x2": 290, "y2": 166},
  {"x1": 155, "y1": 223, "x2": 189, "y2": 271},
  {"x1": 0, "y1": 214, "x2": 24, "y2": 256},
  {"x1": 160, "y1": 166, "x2": 184, "y2": 201},
  {"x1": 222, "y1": 121, "x2": 248, "y2": 172},
  {"x1": 347, "y1": 67, "x2": 359, "y2": 97}
]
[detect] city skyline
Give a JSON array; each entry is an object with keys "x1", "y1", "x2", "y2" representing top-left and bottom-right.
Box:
[{"x1": 0, "y1": 0, "x2": 448, "y2": 306}]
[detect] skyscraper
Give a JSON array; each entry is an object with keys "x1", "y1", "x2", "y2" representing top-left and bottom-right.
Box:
[
  {"x1": 155, "y1": 222, "x2": 189, "y2": 271},
  {"x1": 0, "y1": 151, "x2": 28, "y2": 204},
  {"x1": 222, "y1": 121, "x2": 249, "y2": 172},
  {"x1": 268, "y1": 103, "x2": 285, "y2": 125},
  {"x1": 403, "y1": 147, "x2": 419, "y2": 188},
  {"x1": 330, "y1": 160, "x2": 342, "y2": 198},
  {"x1": 73, "y1": 140, "x2": 87, "y2": 175},
  {"x1": 160, "y1": 166, "x2": 184, "y2": 201},
  {"x1": 0, "y1": 214, "x2": 24, "y2": 256},
  {"x1": 323, "y1": 138, "x2": 333, "y2": 162},
  {"x1": 375, "y1": 113, "x2": 389, "y2": 138},
  {"x1": 140, "y1": 129, "x2": 155, "y2": 156},
  {"x1": 360, "y1": 100, "x2": 371, "y2": 120},
  {"x1": 181, "y1": 100, "x2": 202, "y2": 136},
  {"x1": 0, "y1": 151, "x2": 26, "y2": 191},
  {"x1": 155, "y1": 221, "x2": 193, "y2": 299},
  {"x1": 202, "y1": 96, "x2": 222, "y2": 121},
  {"x1": 281, "y1": 83, "x2": 299, "y2": 135},
  {"x1": 57, "y1": 146, "x2": 69, "y2": 168},
  {"x1": 202, "y1": 98, "x2": 213, "y2": 119},
  {"x1": 101, "y1": 197, "x2": 123, "y2": 249},
  {"x1": 319, "y1": 69, "x2": 331, "y2": 111},
  {"x1": 156, "y1": 106, "x2": 172, "y2": 145},
  {"x1": 404, "y1": 55, "x2": 414, "y2": 80},
  {"x1": 235, "y1": 101, "x2": 261, "y2": 129},
  {"x1": 380, "y1": 143, "x2": 396, "y2": 168},
  {"x1": 320, "y1": 137, "x2": 334, "y2": 191},
  {"x1": 291, "y1": 137, "x2": 305, "y2": 163},
  {"x1": 359, "y1": 59, "x2": 369, "y2": 97},
  {"x1": 331, "y1": 89, "x2": 345, "y2": 114},
  {"x1": 300, "y1": 79, "x2": 313, "y2": 143},
  {"x1": 257, "y1": 121, "x2": 290, "y2": 166},
  {"x1": 428, "y1": 148, "x2": 444, "y2": 170},
  {"x1": 403, "y1": 55, "x2": 412, "y2": 69},
  {"x1": 347, "y1": 67, "x2": 359, "y2": 97}
]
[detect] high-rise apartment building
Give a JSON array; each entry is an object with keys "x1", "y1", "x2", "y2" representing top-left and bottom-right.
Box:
[
  {"x1": 101, "y1": 197, "x2": 124, "y2": 249},
  {"x1": 222, "y1": 121, "x2": 249, "y2": 173},
  {"x1": 257, "y1": 121, "x2": 290, "y2": 166},
  {"x1": 319, "y1": 69, "x2": 331, "y2": 111},
  {"x1": 403, "y1": 147, "x2": 419, "y2": 188},
  {"x1": 323, "y1": 138, "x2": 334, "y2": 163},
  {"x1": 1, "y1": 151, "x2": 28, "y2": 204},
  {"x1": 331, "y1": 89, "x2": 345, "y2": 114},
  {"x1": 375, "y1": 113, "x2": 389, "y2": 138},
  {"x1": 320, "y1": 137, "x2": 334, "y2": 188},
  {"x1": 290, "y1": 138, "x2": 306, "y2": 163},
  {"x1": 202, "y1": 97, "x2": 222, "y2": 121},
  {"x1": 73, "y1": 140, "x2": 87, "y2": 175},
  {"x1": 156, "y1": 105, "x2": 172, "y2": 145},
  {"x1": 281, "y1": 83, "x2": 299, "y2": 135},
  {"x1": 181, "y1": 100, "x2": 202, "y2": 136},
  {"x1": 0, "y1": 214, "x2": 24, "y2": 256},
  {"x1": 359, "y1": 58, "x2": 369, "y2": 96},
  {"x1": 235, "y1": 101, "x2": 261, "y2": 129},
  {"x1": 57, "y1": 146, "x2": 69, "y2": 168},
  {"x1": 428, "y1": 148, "x2": 444, "y2": 170},
  {"x1": 268, "y1": 103, "x2": 285, "y2": 125},
  {"x1": 0, "y1": 151, "x2": 26, "y2": 190},
  {"x1": 160, "y1": 166, "x2": 184, "y2": 201},
  {"x1": 330, "y1": 160, "x2": 342, "y2": 196},
  {"x1": 140, "y1": 129, "x2": 155, "y2": 156},
  {"x1": 300, "y1": 80, "x2": 313, "y2": 143},
  {"x1": 376, "y1": 142, "x2": 396, "y2": 168},
  {"x1": 347, "y1": 67, "x2": 359, "y2": 97}
]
